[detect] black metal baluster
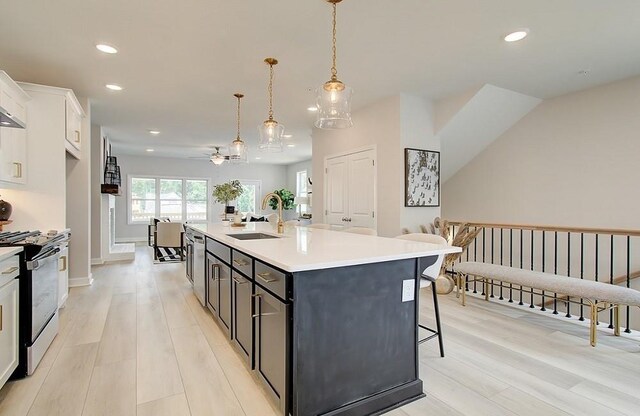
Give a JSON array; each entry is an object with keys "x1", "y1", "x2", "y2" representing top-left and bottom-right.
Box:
[
  {"x1": 481, "y1": 228, "x2": 486, "y2": 296},
  {"x1": 609, "y1": 234, "x2": 614, "y2": 329},
  {"x1": 566, "y1": 232, "x2": 571, "y2": 318},
  {"x1": 519, "y1": 229, "x2": 524, "y2": 306},
  {"x1": 530, "y1": 230, "x2": 535, "y2": 308},
  {"x1": 541, "y1": 230, "x2": 546, "y2": 311},
  {"x1": 595, "y1": 234, "x2": 599, "y2": 325},
  {"x1": 625, "y1": 236, "x2": 631, "y2": 333},
  {"x1": 509, "y1": 228, "x2": 513, "y2": 303},
  {"x1": 553, "y1": 231, "x2": 558, "y2": 315},
  {"x1": 490, "y1": 227, "x2": 495, "y2": 298},
  {"x1": 473, "y1": 229, "x2": 477, "y2": 293},
  {"x1": 500, "y1": 228, "x2": 504, "y2": 300},
  {"x1": 579, "y1": 233, "x2": 585, "y2": 321}
]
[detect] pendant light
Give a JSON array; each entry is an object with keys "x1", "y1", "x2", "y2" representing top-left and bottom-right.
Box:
[
  {"x1": 210, "y1": 146, "x2": 227, "y2": 166},
  {"x1": 229, "y1": 93, "x2": 248, "y2": 164},
  {"x1": 258, "y1": 58, "x2": 284, "y2": 152},
  {"x1": 315, "y1": 0, "x2": 353, "y2": 129}
]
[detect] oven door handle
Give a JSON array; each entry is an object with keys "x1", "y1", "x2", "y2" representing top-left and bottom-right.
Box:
[{"x1": 26, "y1": 248, "x2": 60, "y2": 271}]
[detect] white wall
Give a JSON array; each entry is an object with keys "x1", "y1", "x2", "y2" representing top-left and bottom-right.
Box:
[
  {"x1": 442, "y1": 74, "x2": 640, "y2": 230},
  {"x1": 312, "y1": 95, "x2": 440, "y2": 237},
  {"x1": 113, "y1": 154, "x2": 288, "y2": 241}
]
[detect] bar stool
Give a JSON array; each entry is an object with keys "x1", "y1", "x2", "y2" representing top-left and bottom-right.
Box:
[{"x1": 396, "y1": 233, "x2": 447, "y2": 357}]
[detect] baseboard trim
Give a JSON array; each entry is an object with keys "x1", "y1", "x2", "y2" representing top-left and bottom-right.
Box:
[
  {"x1": 69, "y1": 273, "x2": 94, "y2": 287},
  {"x1": 91, "y1": 258, "x2": 104, "y2": 265}
]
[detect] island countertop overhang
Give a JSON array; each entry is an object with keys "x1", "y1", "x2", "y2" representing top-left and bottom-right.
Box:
[{"x1": 186, "y1": 222, "x2": 460, "y2": 273}]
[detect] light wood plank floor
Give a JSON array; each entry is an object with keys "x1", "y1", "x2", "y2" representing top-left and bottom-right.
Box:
[{"x1": 1, "y1": 246, "x2": 639, "y2": 416}]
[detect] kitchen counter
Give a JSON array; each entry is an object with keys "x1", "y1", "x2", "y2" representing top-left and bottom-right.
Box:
[
  {"x1": 0, "y1": 247, "x2": 22, "y2": 262},
  {"x1": 186, "y1": 222, "x2": 459, "y2": 272},
  {"x1": 187, "y1": 221, "x2": 461, "y2": 416}
]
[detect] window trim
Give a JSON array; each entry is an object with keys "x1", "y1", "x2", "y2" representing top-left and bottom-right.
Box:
[
  {"x1": 127, "y1": 174, "x2": 210, "y2": 225},
  {"x1": 236, "y1": 179, "x2": 262, "y2": 215},
  {"x1": 296, "y1": 170, "x2": 308, "y2": 213}
]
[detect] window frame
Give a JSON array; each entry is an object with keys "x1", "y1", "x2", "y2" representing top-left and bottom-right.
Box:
[
  {"x1": 296, "y1": 170, "x2": 308, "y2": 213},
  {"x1": 236, "y1": 179, "x2": 262, "y2": 215},
  {"x1": 127, "y1": 174, "x2": 209, "y2": 225}
]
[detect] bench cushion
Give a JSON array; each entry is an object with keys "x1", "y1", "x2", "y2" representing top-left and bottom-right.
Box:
[{"x1": 456, "y1": 262, "x2": 640, "y2": 307}]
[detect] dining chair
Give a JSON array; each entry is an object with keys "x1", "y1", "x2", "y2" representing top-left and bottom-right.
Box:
[
  {"x1": 343, "y1": 227, "x2": 377, "y2": 236},
  {"x1": 396, "y1": 233, "x2": 447, "y2": 357}
]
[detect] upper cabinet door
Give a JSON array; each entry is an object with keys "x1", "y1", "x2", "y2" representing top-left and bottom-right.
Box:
[
  {"x1": 325, "y1": 156, "x2": 349, "y2": 227},
  {"x1": 65, "y1": 98, "x2": 82, "y2": 153},
  {"x1": 0, "y1": 128, "x2": 27, "y2": 185}
]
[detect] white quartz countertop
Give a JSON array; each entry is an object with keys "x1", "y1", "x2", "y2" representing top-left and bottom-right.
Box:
[
  {"x1": 0, "y1": 247, "x2": 23, "y2": 262},
  {"x1": 186, "y1": 222, "x2": 461, "y2": 273}
]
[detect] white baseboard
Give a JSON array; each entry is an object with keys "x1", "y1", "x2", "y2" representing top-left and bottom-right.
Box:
[
  {"x1": 115, "y1": 237, "x2": 146, "y2": 243},
  {"x1": 58, "y1": 292, "x2": 68, "y2": 308},
  {"x1": 91, "y1": 258, "x2": 105, "y2": 265},
  {"x1": 69, "y1": 273, "x2": 94, "y2": 287}
]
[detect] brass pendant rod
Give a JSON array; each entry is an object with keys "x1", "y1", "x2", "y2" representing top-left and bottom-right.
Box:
[
  {"x1": 268, "y1": 62, "x2": 274, "y2": 120},
  {"x1": 233, "y1": 93, "x2": 244, "y2": 140},
  {"x1": 331, "y1": 2, "x2": 338, "y2": 80}
]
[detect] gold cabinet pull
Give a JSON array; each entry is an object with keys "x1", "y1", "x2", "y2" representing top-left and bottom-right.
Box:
[
  {"x1": 233, "y1": 259, "x2": 249, "y2": 267},
  {"x1": 232, "y1": 275, "x2": 247, "y2": 285},
  {"x1": 74, "y1": 130, "x2": 81, "y2": 143},
  {"x1": 2, "y1": 266, "x2": 18, "y2": 275},
  {"x1": 12, "y1": 162, "x2": 22, "y2": 178},
  {"x1": 257, "y1": 272, "x2": 278, "y2": 283}
]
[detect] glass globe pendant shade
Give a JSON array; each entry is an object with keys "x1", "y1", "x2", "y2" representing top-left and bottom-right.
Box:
[
  {"x1": 315, "y1": 79, "x2": 353, "y2": 129},
  {"x1": 210, "y1": 150, "x2": 226, "y2": 166},
  {"x1": 228, "y1": 138, "x2": 247, "y2": 164},
  {"x1": 258, "y1": 119, "x2": 284, "y2": 152}
]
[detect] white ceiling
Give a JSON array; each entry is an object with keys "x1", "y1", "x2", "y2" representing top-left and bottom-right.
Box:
[{"x1": 1, "y1": 0, "x2": 640, "y2": 164}]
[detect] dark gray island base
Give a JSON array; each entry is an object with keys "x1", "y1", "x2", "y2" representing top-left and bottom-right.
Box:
[
  {"x1": 293, "y1": 259, "x2": 427, "y2": 416},
  {"x1": 185, "y1": 225, "x2": 456, "y2": 416}
]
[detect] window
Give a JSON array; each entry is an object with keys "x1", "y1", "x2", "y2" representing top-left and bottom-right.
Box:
[
  {"x1": 236, "y1": 180, "x2": 262, "y2": 215},
  {"x1": 128, "y1": 176, "x2": 209, "y2": 223},
  {"x1": 296, "y1": 170, "x2": 308, "y2": 213}
]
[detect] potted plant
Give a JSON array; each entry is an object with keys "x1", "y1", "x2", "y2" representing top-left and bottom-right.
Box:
[
  {"x1": 212, "y1": 180, "x2": 244, "y2": 220},
  {"x1": 267, "y1": 189, "x2": 296, "y2": 211}
]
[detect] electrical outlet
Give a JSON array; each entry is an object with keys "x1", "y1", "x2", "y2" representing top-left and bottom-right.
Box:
[{"x1": 402, "y1": 279, "x2": 415, "y2": 302}]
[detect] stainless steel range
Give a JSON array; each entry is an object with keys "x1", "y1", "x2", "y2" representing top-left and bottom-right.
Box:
[{"x1": 0, "y1": 229, "x2": 70, "y2": 378}]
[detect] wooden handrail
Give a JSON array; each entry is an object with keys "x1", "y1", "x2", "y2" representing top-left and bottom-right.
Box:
[{"x1": 447, "y1": 221, "x2": 640, "y2": 237}]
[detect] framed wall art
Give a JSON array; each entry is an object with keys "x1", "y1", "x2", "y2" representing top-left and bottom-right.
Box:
[{"x1": 404, "y1": 148, "x2": 440, "y2": 207}]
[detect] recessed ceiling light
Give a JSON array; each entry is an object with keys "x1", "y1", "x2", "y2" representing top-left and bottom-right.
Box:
[
  {"x1": 283, "y1": 134, "x2": 293, "y2": 138},
  {"x1": 105, "y1": 84, "x2": 123, "y2": 91},
  {"x1": 146, "y1": 148, "x2": 154, "y2": 152},
  {"x1": 307, "y1": 106, "x2": 318, "y2": 112},
  {"x1": 255, "y1": 157, "x2": 262, "y2": 160},
  {"x1": 96, "y1": 44, "x2": 118, "y2": 54},
  {"x1": 504, "y1": 30, "x2": 529, "y2": 42},
  {"x1": 287, "y1": 144, "x2": 295, "y2": 148},
  {"x1": 148, "y1": 130, "x2": 161, "y2": 135}
]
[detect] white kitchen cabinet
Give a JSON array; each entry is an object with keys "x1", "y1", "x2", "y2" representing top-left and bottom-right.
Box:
[
  {"x1": 324, "y1": 148, "x2": 376, "y2": 229},
  {"x1": 58, "y1": 244, "x2": 69, "y2": 308},
  {"x1": 0, "y1": 277, "x2": 19, "y2": 388},
  {"x1": 64, "y1": 95, "x2": 84, "y2": 158},
  {"x1": 0, "y1": 71, "x2": 29, "y2": 185}
]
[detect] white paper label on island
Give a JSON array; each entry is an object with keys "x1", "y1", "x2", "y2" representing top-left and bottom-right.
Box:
[{"x1": 402, "y1": 279, "x2": 415, "y2": 302}]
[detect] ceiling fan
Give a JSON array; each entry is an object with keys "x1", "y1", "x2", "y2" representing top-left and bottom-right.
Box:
[{"x1": 188, "y1": 146, "x2": 229, "y2": 165}]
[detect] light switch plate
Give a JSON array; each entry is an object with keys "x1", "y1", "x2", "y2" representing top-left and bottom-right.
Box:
[{"x1": 402, "y1": 279, "x2": 415, "y2": 302}]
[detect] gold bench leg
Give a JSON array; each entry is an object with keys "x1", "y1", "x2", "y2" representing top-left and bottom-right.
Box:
[
  {"x1": 484, "y1": 279, "x2": 490, "y2": 302},
  {"x1": 590, "y1": 303, "x2": 597, "y2": 347},
  {"x1": 614, "y1": 304, "x2": 620, "y2": 337},
  {"x1": 461, "y1": 275, "x2": 467, "y2": 307}
]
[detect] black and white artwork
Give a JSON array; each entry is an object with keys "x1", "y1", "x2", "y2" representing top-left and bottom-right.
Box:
[{"x1": 404, "y1": 148, "x2": 440, "y2": 207}]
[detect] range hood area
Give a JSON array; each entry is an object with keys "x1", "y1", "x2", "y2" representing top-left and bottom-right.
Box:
[{"x1": 0, "y1": 104, "x2": 26, "y2": 129}]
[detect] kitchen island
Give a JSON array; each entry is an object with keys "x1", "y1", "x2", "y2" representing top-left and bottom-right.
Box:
[{"x1": 185, "y1": 222, "x2": 460, "y2": 416}]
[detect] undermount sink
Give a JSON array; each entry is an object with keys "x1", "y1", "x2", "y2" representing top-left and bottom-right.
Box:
[{"x1": 227, "y1": 233, "x2": 281, "y2": 241}]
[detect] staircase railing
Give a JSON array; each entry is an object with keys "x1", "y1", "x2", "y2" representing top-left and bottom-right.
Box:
[{"x1": 445, "y1": 221, "x2": 640, "y2": 333}]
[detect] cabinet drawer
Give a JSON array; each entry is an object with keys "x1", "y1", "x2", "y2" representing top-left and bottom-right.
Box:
[
  {"x1": 254, "y1": 261, "x2": 287, "y2": 300},
  {"x1": 0, "y1": 255, "x2": 20, "y2": 288},
  {"x1": 231, "y1": 250, "x2": 252, "y2": 278},
  {"x1": 206, "y1": 237, "x2": 230, "y2": 264}
]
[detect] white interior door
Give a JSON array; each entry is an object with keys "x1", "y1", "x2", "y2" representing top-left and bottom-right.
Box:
[
  {"x1": 325, "y1": 155, "x2": 349, "y2": 228},
  {"x1": 348, "y1": 150, "x2": 376, "y2": 228}
]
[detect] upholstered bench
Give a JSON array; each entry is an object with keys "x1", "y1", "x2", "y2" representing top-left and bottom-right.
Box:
[{"x1": 454, "y1": 262, "x2": 640, "y2": 346}]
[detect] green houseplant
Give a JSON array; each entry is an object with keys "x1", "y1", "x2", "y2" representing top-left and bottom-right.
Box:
[
  {"x1": 212, "y1": 180, "x2": 244, "y2": 220},
  {"x1": 268, "y1": 188, "x2": 296, "y2": 211}
]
